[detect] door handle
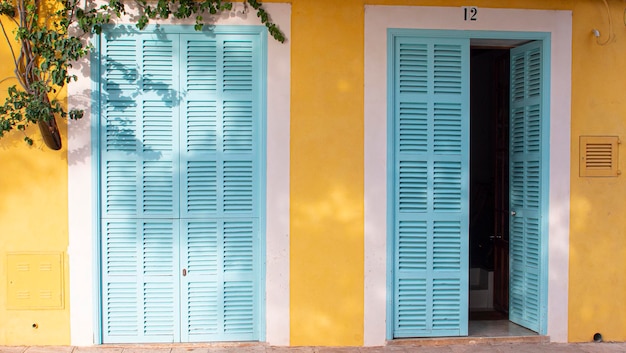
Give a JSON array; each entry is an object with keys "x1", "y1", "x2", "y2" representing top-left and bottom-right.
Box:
[{"x1": 511, "y1": 211, "x2": 517, "y2": 216}]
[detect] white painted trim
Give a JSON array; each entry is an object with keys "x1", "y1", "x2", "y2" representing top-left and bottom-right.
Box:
[
  {"x1": 68, "y1": 3, "x2": 291, "y2": 345},
  {"x1": 364, "y1": 5, "x2": 572, "y2": 345},
  {"x1": 263, "y1": 3, "x2": 291, "y2": 346}
]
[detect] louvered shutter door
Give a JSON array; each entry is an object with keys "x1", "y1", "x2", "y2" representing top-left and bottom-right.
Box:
[
  {"x1": 100, "y1": 29, "x2": 262, "y2": 343},
  {"x1": 509, "y1": 41, "x2": 543, "y2": 332},
  {"x1": 100, "y1": 32, "x2": 181, "y2": 343},
  {"x1": 392, "y1": 37, "x2": 469, "y2": 338},
  {"x1": 179, "y1": 34, "x2": 260, "y2": 341}
]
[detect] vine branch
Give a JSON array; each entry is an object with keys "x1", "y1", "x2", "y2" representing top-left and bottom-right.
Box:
[{"x1": 0, "y1": 0, "x2": 284, "y2": 149}]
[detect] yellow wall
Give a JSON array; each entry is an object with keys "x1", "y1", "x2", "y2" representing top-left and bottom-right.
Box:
[
  {"x1": 0, "y1": 16, "x2": 70, "y2": 344},
  {"x1": 0, "y1": 0, "x2": 625, "y2": 346},
  {"x1": 288, "y1": 0, "x2": 566, "y2": 346},
  {"x1": 0, "y1": 125, "x2": 70, "y2": 345},
  {"x1": 568, "y1": 0, "x2": 626, "y2": 343},
  {"x1": 290, "y1": 0, "x2": 365, "y2": 346},
  {"x1": 287, "y1": 0, "x2": 626, "y2": 346}
]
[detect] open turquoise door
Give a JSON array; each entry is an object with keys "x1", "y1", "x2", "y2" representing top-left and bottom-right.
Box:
[
  {"x1": 508, "y1": 40, "x2": 545, "y2": 333},
  {"x1": 99, "y1": 28, "x2": 264, "y2": 343},
  {"x1": 390, "y1": 35, "x2": 470, "y2": 338}
]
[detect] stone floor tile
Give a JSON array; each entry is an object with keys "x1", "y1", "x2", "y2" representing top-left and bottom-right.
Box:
[
  {"x1": 73, "y1": 347, "x2": 124, "y2": 353},
  {"x1": 235, "y1": 345, "x2": 267, "y2": 350},
  {"x1": 402, "y1": 345, "x2": 454, "y2": 353},
  {"x1": 576, "y1": 342, "x2": 626, "y2": 353},
  {"x1": 267, "y1": 347, "x2": 319, "y2": 353},
  {"x1": 372, "y1": 346, "x2": 409, "y2": 353},
  {"x1": 356, "y1": 347, "x2": 387, "y2": 353},
  {"x1": 203, "y1": 348, "x2": 241, "y2": 353},
  {"x1": 206, "y1": 346, "x2": 266, "y2": 353},
  {"x1": 120, "y1": 348, "x2": 171, "y2": 353},
  {"x1": 448, "y1": 343, "x2": 501, "y2": 353},
  {"x1": 8, "y1": 343, "x2": 626, "y2": 353},
  {"x1": 170, "y1": 348, "x2": 210, "y2": 353},
  {"x1": 490, "y1": 343, "x2": 543, "y2": 353},
  {"x1": 495, "y1": 343, "x2": 586, "y2": 353},
  {"x1": 0, "y1": 347, "x2": 28, "y2": 353},
  {"x1": 317, "y1": 347, "x2": 361, "y2": 353},
  {"x1": 199, "y1": 348, "x2": 242, "y2": 353},
  {"x1": 24, "y1": 347, "x2": 74, "y2": 353}
]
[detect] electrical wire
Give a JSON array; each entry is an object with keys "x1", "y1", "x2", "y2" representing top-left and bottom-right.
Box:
[{"x1": 595, "y1": 0, "x2": 613, "y2": 45}]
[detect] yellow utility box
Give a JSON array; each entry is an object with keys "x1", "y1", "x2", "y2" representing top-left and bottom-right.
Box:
[{"x1": 6, "y1": 253, "x2": 64, "y2": 309}]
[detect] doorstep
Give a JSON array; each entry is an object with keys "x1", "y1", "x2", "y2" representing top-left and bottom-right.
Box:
[{"x1": 387, "y1": 335, "x2": 549, "y2": 347}]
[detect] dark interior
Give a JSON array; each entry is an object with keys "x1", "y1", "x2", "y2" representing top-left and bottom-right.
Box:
[{"x1": 469, "y1": 47, "x2": 510, "y2": 319}]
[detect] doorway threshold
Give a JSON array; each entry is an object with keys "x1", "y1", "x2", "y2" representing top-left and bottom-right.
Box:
[
  {"x1": 388, "y1": 321, "x2": 548, "y2": 347},
  {"x1": 470, "y1": 319, "x2": 537, "y2": 337}
]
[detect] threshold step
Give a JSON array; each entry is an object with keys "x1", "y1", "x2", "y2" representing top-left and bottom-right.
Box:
[{"x1": 388, "y1": 335, "x2": 549, "y2": 347}]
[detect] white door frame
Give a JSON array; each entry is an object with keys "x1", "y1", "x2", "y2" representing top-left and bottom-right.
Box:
[
  {"x1": 364, "y1": 5, "x2": 572, "y2": 345},
  {"x1": 67, "y1": 3, "x2": 292, "y2": 346}
]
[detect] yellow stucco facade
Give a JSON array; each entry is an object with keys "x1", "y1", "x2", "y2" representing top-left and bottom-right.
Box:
[
  {"x1": 290, "y1": 0, "x2": 365, "y2": 346},
  {"x1": 292, "y1": 0, "x2": 626, "y2": 344},
  {"x1": 0, "y1": 126, "x2": 70, "y2": 344},
  {"x1": 568, "y1": 0, "x2": 626, "y2": 342},
  {"x1": 1, "y1": 0, "x2": 625, "y2": 346}
]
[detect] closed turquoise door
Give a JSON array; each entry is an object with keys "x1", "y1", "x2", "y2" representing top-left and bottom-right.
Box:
[
  {"x1": 98, "y1": 27, "x2": 264, "y2": 343},
  {"x1": 390, "y1": 35, "x2": 470, "y2": 338},
  {"x1": 508, "y1": 40, "x2": 545, "y2": 333}
]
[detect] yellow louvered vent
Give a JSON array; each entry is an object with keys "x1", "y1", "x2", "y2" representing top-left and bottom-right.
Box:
[{"x1": 580, "y1": 136, "x2": 620, "y2": 177}]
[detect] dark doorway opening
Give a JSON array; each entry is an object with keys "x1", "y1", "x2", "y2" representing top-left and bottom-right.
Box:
[{"x1": 468, "y1": 47, "x2": 510, "y2": 322}]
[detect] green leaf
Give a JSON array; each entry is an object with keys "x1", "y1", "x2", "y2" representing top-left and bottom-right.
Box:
[{"x1": 0, "y1": 0, "x2": 285, "y2": 148}]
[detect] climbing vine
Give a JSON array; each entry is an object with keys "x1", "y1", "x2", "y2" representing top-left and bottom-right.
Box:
[{"x1": 0, "y1": 0, "x2": 284, "y2": 149}]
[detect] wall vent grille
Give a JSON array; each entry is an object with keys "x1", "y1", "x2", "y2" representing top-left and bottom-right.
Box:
[{"x1": 580, "y1": 136, "x2": 620, "y2": 177}]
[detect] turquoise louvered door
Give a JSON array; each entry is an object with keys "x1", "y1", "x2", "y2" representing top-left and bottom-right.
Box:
[
  {"x1": 391, "y1": 37, "x2": 470, "y2": 338},
  {"x1": 100, "y1": 31, "x2": 181, "y2": 343},
  {"x1": 100, "y1": 29, "x2": 262, "y2": 343},
  {"x1": 508, "y1": 41, "x2": 544, "y2": 333},
  {"x1": 179, "y1": 34, "x2": 260, "y2": 342}
]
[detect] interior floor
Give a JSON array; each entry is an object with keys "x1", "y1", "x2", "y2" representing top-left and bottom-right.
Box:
[{"x1": 469, "y1": 320, "x2": 537, "y2": 337}]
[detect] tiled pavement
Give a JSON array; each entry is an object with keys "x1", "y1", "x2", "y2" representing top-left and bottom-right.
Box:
[{"x1": 2, "y1": 343, "x2": 626, "y2": 353}]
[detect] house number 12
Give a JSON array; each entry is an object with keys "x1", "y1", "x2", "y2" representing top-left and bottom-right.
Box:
[{"x1": 463, "y1": 6, "x2": 478, "y2": 21}]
